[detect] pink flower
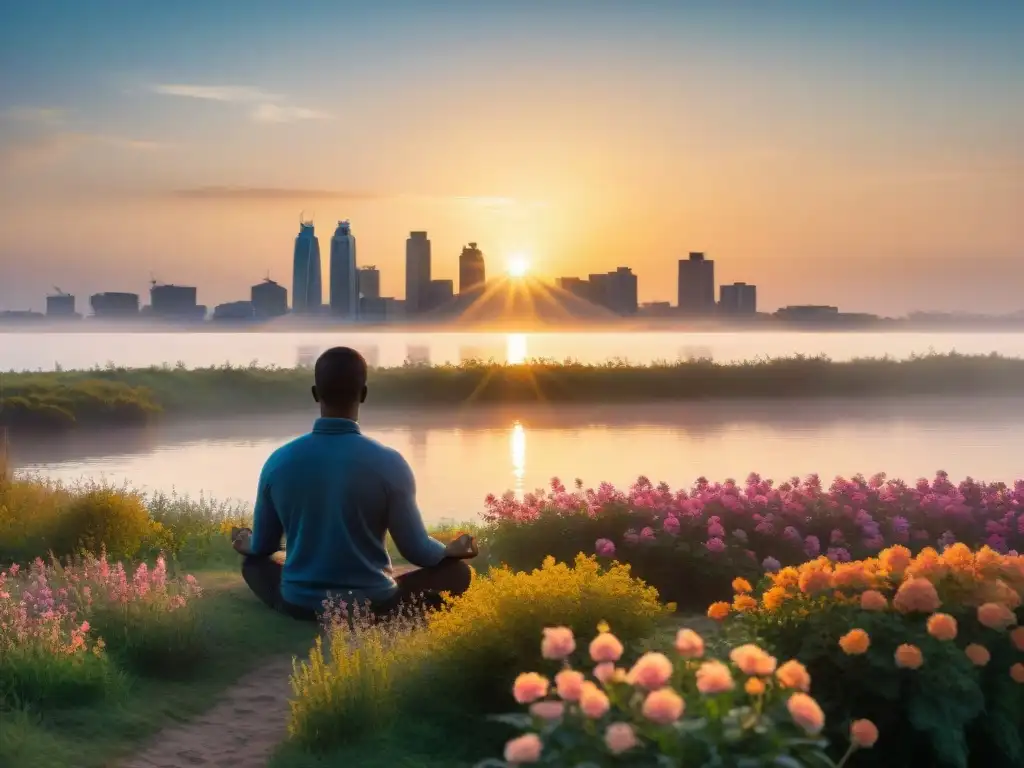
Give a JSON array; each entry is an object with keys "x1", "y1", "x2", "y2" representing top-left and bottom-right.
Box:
[
  {"x1": 696, "y1": 660, "x2": 735, "y2": 694},
  {"x1": 642, "y1": 688, "x2": 685, "y2": 724},
  {"x1": 528, "y1": 701, "x2": 564, "y2": 720},
  {"x1": 541, "y1": 627, "x2": 576, "y2": 660},
  {"x1": 589, "y1": 631, "x2": 624, "y2": 663},
  {"x1": 604, "y1": 723, "x2": 638, "y2": 755},
  {"x1": 579, "y1": 682, "x2": 611, "y2": 718},
  {"x1": 513, "y1": 673, "x2": 549, "y2": 704},
  {"x1": 729, "y1": 644, "x2": 777, "y2": 676},
  {"x1": 594, "y1": 538, "x2": 616, "y2": 557},
  {"x1": 705, "y1": 537, "x2": 726, "y2": 553},
  {"x1": 593, "y1": 662, "x2": 617, "y2": 684},
  {"x1": 787, "y1": 692, "x2": 826, "y2": 735},
  {"x1": 504, "y1": 733, "x2": 542, "y2": 764},
  {"x1": 627, "y1": 652, "x2": 674, "y2": 690},
  {"x1": 555, "y1": 669, "x2": 585, "y2": 701},
  {"x1": 663, "y1": 515, "x2": 681, "y2": 535},
  {"x1": 674, "y1": 629, "x2": 705, "y2": 658}
]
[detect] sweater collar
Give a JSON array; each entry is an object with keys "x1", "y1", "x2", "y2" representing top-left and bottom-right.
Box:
[{"x1": 312, "y1": 417, "x2": 361, "y2": 435}]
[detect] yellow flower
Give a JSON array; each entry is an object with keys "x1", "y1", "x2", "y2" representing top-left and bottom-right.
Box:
[
  {"x1": 707, "y1": 601, "x2": 732, "y2": 621},
  {"x1": 941, "y1": 542, "x2": 974, "y2": 572},
  {"x1": 839, "y1": 629, "x2": 870, "y2": 655},
  {"x1": 732, "y1": 577, "x2": 753, "y2": 594},
  {"x1": 894, "y1": 644, "x2": 924, "y2": 670}
]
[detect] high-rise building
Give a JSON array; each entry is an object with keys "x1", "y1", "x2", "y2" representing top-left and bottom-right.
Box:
[
  {"x1": 358, "y1": 266, "x2": 381, "y2": 299},
  {"x1": 405, "y1": 231, "x2": 431, "y2": 314},
  {"x1": 719, "y1": 282, "x2": 757, "y2": 314},
  {"x1": 292, "y1": 218, "x2": 322, "y2": 314},
  {"x1": 428, "y1": 279, "x2": 454, "y2": 310},
  {"x1": 251, "y1": 278, "x2": 288, "y2": 318},
  {"x1": 150, "y1": 284, "x2": 204, "y2": 319},
  {"x1": 90, "y1": 292, "x2": 140, "y2": 317},
  {"x1": 329, "y1": 220, "x2": 358, "y2": 319},
  {"x1": 458, "y1": 242, "x2": 485, "y2": 294},
  {"x1": 677, "y1": 252, "x2": 715, "y2": 313},
  {"x1": 46, "y1": 291, "x2": 76, "y2": 317},
  {"x1": 605, "y1": 267, "x2": 638, "y2": 315}
]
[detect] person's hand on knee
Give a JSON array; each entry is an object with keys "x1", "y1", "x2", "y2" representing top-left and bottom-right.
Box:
[{"x1": 444, "y1": 533, "x2": 478, "y2": 560}]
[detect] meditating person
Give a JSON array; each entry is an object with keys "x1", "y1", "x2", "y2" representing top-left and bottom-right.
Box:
[{"x1": 231, "y1": 346, "x2": 477, "y2": 621}]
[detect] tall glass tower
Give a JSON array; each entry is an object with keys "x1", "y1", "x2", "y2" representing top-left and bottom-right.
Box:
[
  {"x1": 292, "y1": 218, "x2": 322, "y2": 313},
  {"x1": 329, "y1": 220, "x2": 358, "y2": 319}
]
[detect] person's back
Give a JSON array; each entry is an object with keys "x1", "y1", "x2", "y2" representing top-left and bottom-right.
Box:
[
  {"x1": 260, "y1": 419, "x2": 441, "y2": 610},
  {"x1": 235, "y1": 346, "x2": 477, "y2": 621}
]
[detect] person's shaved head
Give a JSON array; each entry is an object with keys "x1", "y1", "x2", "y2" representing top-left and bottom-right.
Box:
[{"x1": 313, "y1": 347, "x2": 368, "y2": 412}]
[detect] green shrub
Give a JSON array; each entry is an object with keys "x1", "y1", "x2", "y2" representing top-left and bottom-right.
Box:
[
  {"x1": 0, "y1": 643, "x2": 119, "y2": 711},
  {"x1": 47, "y1": 487, "x2": 154, "y2": 561},
  {"x1": 87, "y1": 599, "x2": 206, "y2": 677}
]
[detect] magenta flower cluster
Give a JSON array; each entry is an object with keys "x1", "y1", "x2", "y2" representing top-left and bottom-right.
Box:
[
  {"x1": 0, "y1": 553, "x2": 202, "y2": 659},
  {"x1": 484, "y1": 471, "x2": 1024, "y2": 569}
]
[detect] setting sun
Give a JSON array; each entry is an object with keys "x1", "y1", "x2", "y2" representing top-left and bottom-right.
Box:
[{"x1": 507, "y1": 255, "x2": 531, "y2": 278}]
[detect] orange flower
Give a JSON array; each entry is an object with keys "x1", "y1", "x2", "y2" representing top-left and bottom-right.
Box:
[
  {"x1": 730, "y1": 644, "x2": 778, "y2": 676},
  {"x1": 707, "y1": 601, "x2": 731, "y2": 621},
  {"x1": 798, "y1": 568, "x2": 832, "y2": 595},
  {"x1": 839, "y1": 629, "x2": 870, "y2": 655},
  {"x1": 696, "y1": 660, "x2": 735, "y2": 694},
  {"x1": 926, "y1": 613, "x2": 958, "y2": 641},
  {"x1": 733, "y1": 594, "x2": 758, "y2": 612},
  {"x1": 626, "y1": 652, "x2": 674, "y2": 690},
  {"x1": 1011, "y1": 627, "x2": 1024, "y2": 652},
  {"x1": 975, "y1": 546, "x2": 1004, "y2": 576},
  {"x1": 762, "y1": 586, "x2": 788, "y2": 611},
  {"x1": 732, "y1": 577, "x2": 753, "y2": 594},
  {"x1": 894, "y1": 644, "x2": 924, "y2": 670},
  {"x1": 1010, "y1": 663, "x2": 1024, "y2": 684},
  {"x1": 906, "y1": 547, "x2": 947, "y2": 581},
  {"x1": 893, "y1": 577, "x2": 941, "y2": 614},
  {"x1": 833, "y1": 562, "x2": 871, "y2": 590},
  {"x1": 642, "y1": 688, "x2": 685, "y2": 724},
  {"x1": 513, "y1": 673, "x2": 549, "y2": 704},
  {"x1": 964, "y1": 643, "x2": 991, "y2": 667},
  {"x1": 776, "y1": 660, "x2": 811, "y2": 692},
  {"x1": 850, "y1": 719, "x2": 879, "y2": 748},
  {"x1": 504, "y1": 733, "x2": 542, "y2": 764},
  {"x1": 674, "y1": 629, "x2": 705, "y2": 659},
  {"x1": 978, "y1": 602, "x2": 1017, "y2": 631},
  {"x1": 773, "y1": 567, "x2": 800, "y2": 589},
  {"x1": 879, "y1": 545, "x2": 912, "y2": 577},
  {"x1": 860, "y1": 590, "x2": 888, "y2": 611},
  {"x1": 941, "y1": 542, "x2": 974, "y2": 571},
  {"x1": 744, "y1": 677, "x2": 766, "y2": 696},
  {"x1": 787, "y1": 692, "x2": 826, "y2": 735}
]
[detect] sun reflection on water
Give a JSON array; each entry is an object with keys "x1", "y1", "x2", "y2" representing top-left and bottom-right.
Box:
[
  {"x1": 506, "y1": 333, "x2": 528, "y2": 364},
  {"x1": 511, "y1": 421, "x2": 526, "y2": 497}
]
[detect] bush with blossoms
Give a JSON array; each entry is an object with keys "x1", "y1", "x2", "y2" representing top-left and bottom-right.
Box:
[
  {"x1": 711, "y1": 544, "x2": 1024, "y2": 768},
  {"x1": 475, "y1": 623, "x2": 877, "y2": 767},
  {"x1": 482, "y1": 472, "x2": 1024, "y2": 611}
]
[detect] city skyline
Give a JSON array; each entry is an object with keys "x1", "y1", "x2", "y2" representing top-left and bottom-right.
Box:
[{"x1": 1, "y1": 2, "x2": 1022, "y2": 315}]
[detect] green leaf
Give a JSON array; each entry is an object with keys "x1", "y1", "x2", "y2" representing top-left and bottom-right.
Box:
[{"x1": 487, "y1": 713, "x2": 534, "y2": 729}]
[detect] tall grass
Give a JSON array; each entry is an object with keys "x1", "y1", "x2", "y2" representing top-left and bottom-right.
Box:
[{"x1": 4, "y1": 353, "x2": 1024, "y2": 431}]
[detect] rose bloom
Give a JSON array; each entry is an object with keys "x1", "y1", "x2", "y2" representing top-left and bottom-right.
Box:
[
  {"x1": 850, "y1": 719, "x2": 879, "y2": 748},
  {"x1": 529, "y1": 700, "x2": 565, "y2": 720},
  {"x1": 1010, "y1": 663, "x2": 1024, "y2": 684},
  {"x1": 513, "y1": 673, "x2": 549, "y2": 704},
  {"x1": 893, "y1": 578, "x2": 941, "y2": 614},
  {"x1": 595, "y1": 538, "x2": 616, "y2": 558},
  {"x1": 541, "y1": 627, "x2": 576, "y2": 660},
  {"x1": 732, "y1": 577, "x2": 753, "y2": 594},
  {"x1": 965, "y1": 643, "x2": 991, "y2": 667},
  {"x1": 1011, "y1": 627, "x2": 1024, "y2": 652},
  {"x1": 593, "y1": 662, "x2": 617, "y2": 684},
  {"x1": 839, "y1": 629, "x2": 871, "y2": 656},
  {"x1": 730, "y1": 644, "x2": 778, "y2": 676},
  {"x1": 589, "y1": 631, "x2": 624, "y2": 663},
  {"x1": 579, "y1": 682, "x2": 611, "y2": 718},
  {"x1": 977, "y1": 602, "x2": 1017, "y2": 631},
  {"x1": 627, "y1": 652, "x2": 674, "y2": 690},
  {"x1": 860, "y1": 590, "x2": 888, "y2": 611},
  {"x1": 926, "y1": 613, "x2": 958, "y2": 641},
  {"x1": 707, "y1": 601, "x2": 731, "y2": 621},
  {"x1": 642, "y1": 688, "x2": 685, "y2": 724},
  {"x1": 696, "y1": 660, "x2": 735, "y2": 694},
  {"x1": 894, "y1": 644, "x2": 924, "y2": 669},
  {"x1": 604, "y1": 723, "x2": 638, "y2": 755},
  {"x1": 504, "y1": 733, "x2": 542, "y2": 764},
  {"x1": 776, "y1": 660, "x2": 811, "y2": 692},
  {"x1": 675, "y1": 629, "x2": 705, "y2": 658},
  {"x1": 787, "y1": 692, "x2": 826, "y2": 735},
  {"x1": 555, "y1": 669, "x2": 585, "y2": 701},
  {"x1": 745, "y1": 677, "x2": 766, "y2": 696}
]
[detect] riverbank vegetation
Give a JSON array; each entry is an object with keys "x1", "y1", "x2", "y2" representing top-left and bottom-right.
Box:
[
  {"x1": 3, "y1": 352, "x2": 1024, "y2": 431},
  {"x1": 2, "y1": 466, "x2": 1022, "y2": 766}
]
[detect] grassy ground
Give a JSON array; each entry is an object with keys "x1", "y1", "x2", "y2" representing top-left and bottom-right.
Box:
[
  {"x1": 0, "y1": 570, "x2": 319, "y2": 768},
  {"x1": 5, "y1": 353, "x2": 1024, "y2": 432}
]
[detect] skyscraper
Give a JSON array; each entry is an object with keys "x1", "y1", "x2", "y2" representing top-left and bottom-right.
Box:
[
  {"x1": 719, "y1": 282, "x2": 757, "y2": 314},
  {"x1": 677, "y1": 252, "x2": 715, "y2": 314},
  {"x1": 358, "y1": 266, "x2": 381, "y2": 299},
  {"x1": 292, "y1": 218, "x2": 322, "y2": 313},
  {"x1": 458, "y1": 242, "x2": 485, "y2": 294},
  {"x1": 329, "y1": 220, "x2": 358, "y2": 318},
  {"x1": 405, "y1": 231, "x2": 431, "y2": 314}
]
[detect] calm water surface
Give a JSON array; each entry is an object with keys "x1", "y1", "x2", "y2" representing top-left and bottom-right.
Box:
[
  {"x1": 11, "y1": 400, "x2": 1024, "y2": 525},
  {"x1": 3, "y1": 330, "x2": 1024, "y2": 370}
]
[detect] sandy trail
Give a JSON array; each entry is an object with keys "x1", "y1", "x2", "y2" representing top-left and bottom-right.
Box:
[{"x1": 118, "y1": 655, "x2": 296, "y2": 768}]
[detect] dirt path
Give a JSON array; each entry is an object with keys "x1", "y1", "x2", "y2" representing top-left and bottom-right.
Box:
[{"x1": 118, "y1": 655, "x2": 296, "y2": 768}]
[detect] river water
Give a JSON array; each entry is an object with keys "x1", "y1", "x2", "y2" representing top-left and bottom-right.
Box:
[
  {"x1": 3, "y1": 330, "x2": 1024, "y2": 370},
  {"x1": 10, "y1": 399, "x2": 1024, "y2": 525}
]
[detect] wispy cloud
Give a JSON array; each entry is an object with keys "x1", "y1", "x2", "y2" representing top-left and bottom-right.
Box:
[
  {"x1": 171, "y1": 186, "x2": 380, "y2": 201},
  {"x1": 150, "y1": 82, "x2": 331, "y2": 124},
  {"x1": 1, "y1": 106, "x2": 67, "y2": 126}
]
